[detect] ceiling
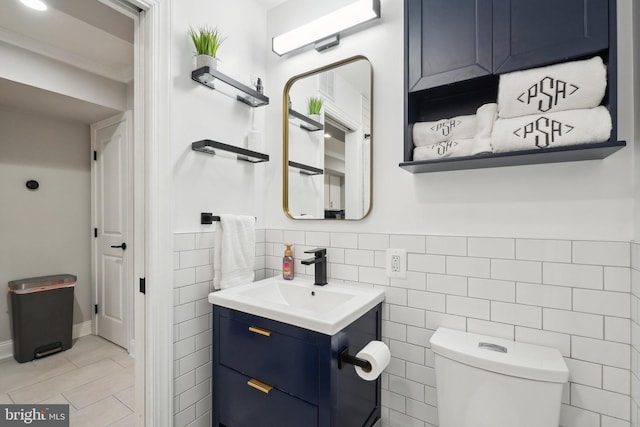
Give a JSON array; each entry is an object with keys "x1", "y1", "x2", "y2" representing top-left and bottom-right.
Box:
[
  {"x1": 0, "y1": 0, "x2": 285, "y2": 124},
  {"x1": 0, "y1": 0, "x2": 133, "y2": 124},
  {"x1": 255, "y1": 0, "x2": 288, "y2": 10}
]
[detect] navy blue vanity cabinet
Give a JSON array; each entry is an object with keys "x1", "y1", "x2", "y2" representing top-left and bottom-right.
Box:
[
  {"x1": 493, "y1": 0, "x2": 609, "y2": 74},
  {"x1": 407, "y1": 0, "x2": 493, "y2": 92},
  {"x1": 212, "y1": 304, "x2": 382, "y2": 427}
]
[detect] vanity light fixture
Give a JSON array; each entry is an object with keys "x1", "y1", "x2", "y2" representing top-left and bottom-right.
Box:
[
  {"x1": 272, "y1": 0, "x2": 380, "y2": 56},
  {"x1": 20, "y1": 0, "x2": 47, "y2": 11}
]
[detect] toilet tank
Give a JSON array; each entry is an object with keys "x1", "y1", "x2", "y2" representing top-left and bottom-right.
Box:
[{"x1": 430, "y1": 328, "x2": 569, "y2": 427}]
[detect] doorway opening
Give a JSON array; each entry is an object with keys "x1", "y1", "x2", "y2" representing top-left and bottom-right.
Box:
[{"x1": 0, "y1": 0, "x2": 148, "y2": 423}]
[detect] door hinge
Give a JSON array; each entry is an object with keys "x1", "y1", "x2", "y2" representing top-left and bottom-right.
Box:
[
  {"x1": 93, "y1": 150, "x2": 97, "y2": 161},
  {"x1": 94, "y1": 304, "x2": 98, "y2": 314},
  {"x1": 94, "y1": 228, "x2": 98, "y2": 238},
  {"x1": 139, "y1": 277, "x2": 146, "y2": 294}
]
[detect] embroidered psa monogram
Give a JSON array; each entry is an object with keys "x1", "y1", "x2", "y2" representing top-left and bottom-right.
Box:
[
  {"x1": 491, "y1": 106, "x2": 612, "y2": 153},
  {"x1": 512, "y1": 116, "x2": 575, "y2": 148},
  {"x1": 517, "y1": 76, "x2": 579, "y2": 113},
  {"x1": 497, "y1": 56, "x2": 606, "y2": 119},
  {"x1": 430, "y1": 120, "x2": 462, "y2": 138}
]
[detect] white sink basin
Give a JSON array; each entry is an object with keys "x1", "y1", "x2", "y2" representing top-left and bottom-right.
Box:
[{"x1": 208, "y1": 276, "x2": 385, "y2": 335}]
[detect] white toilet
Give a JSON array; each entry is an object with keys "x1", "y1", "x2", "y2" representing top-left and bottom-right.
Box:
[{"x1": 430, "y1": 328, "x2": 569, "y2": 427}]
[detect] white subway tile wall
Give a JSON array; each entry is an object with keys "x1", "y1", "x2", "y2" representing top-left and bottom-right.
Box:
[
  {"x1": 172, "y1": 231, "x2": 266, "y2": 427},
  {"x1": 173, "y1": 230, "x2": 634, "y2": 427},
  {"x1": 262, "y1": 232, "x2": 632, "y2": 427}
]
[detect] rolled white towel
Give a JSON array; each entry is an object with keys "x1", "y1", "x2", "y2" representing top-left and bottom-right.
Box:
[
  {"x1": 412, "y1": 114, "x2": 477, "y2": 147},
  {"x1": 413, "y1": 138, "x2": 492, "y2": 161},
  {"x1": 491, "y1": 106, "x2": 612, "y2": 153},
  {"x1": 497, "y1": 56, "x2": 607, "y2": 119},
  {"x1": 475, "y1": 103, "x2": 498, "y2": 152}
]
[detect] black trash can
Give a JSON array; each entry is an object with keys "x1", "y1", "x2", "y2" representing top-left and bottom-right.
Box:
[{"x1": 8, "y1": 274, "x2": 76, "y2": 363}]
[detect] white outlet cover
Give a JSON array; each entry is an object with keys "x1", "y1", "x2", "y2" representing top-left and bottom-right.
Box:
[{"x1": 386, "y1": 248, "x2": 407, "y2": 278}]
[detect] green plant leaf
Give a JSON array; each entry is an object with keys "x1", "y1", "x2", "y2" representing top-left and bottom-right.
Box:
[
  {"x1": 188, "y1": 25, "x2": 226, "y2": 57},
  {"x1": 307, "y1": 96, "x2": 324, "y2": 115}
]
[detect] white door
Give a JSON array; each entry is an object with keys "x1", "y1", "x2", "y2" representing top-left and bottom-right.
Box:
[{"x1": 91, "y1": 112, "x2": 132, "y2": 349}]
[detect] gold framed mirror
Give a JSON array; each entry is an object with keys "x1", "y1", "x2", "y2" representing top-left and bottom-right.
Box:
[{"x1": 283, "y1": 56, "x2": 373, "y2": 220}]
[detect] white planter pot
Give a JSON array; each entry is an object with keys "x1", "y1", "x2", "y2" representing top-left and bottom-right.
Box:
[
  {"x1": 308, "y1": 114, "x2": 322, "y2": 124},
  {"x1": 195, "y1": 55, "x2": 219, "y2": 70}
]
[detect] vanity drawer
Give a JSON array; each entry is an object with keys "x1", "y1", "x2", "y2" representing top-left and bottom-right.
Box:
[
  {"x1": 216, "y1": 365, "x2": 318, "y2": 427},
  {"x1": 218, "y1": 314, "x2": 319, "y2": 404}
]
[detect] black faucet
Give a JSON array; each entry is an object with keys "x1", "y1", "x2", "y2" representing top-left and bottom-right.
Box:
[{"x1": 301, "y1": 248, "x2": 328, "y2": 286}]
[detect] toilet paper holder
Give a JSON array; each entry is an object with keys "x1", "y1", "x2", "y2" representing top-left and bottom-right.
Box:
[{"x1": 338, "y1": 347, "x2": 372, "y2": 372}]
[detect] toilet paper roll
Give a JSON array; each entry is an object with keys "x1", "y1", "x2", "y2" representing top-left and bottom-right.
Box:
[{"x1": 354, "y1": 340, "x2": 391, "y2": 381}]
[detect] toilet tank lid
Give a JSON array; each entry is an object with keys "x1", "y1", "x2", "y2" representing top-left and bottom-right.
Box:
[{"x1": 430, "y1": 328, "x2": 569, "y2": 383}]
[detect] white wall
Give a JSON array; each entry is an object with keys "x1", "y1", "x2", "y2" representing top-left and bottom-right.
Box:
[
  {"x1": 170, "y1": 1, "x2": 269, "y2": 424},
  {"x1": 0, "y1": 106, "x2": 91, "y2": 343},
  {"x1": 265, "y1": 0, "x2": 636, "y2": 241},
  {"x1": 632, "y1": 0, "x2": 640, "y2": 243},
  {"x1": 171, "y1": 0, "x2": 269, "y2": 232},
  {"x1": 0, "y1": 41, "x2": 127, "y2": 112}
]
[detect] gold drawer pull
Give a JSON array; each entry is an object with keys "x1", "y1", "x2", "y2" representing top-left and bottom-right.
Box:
[
  {"x1": 249, "y1": 325, "x2": 272, "y2": 337},
  {"x1": 247, "y1": 378, "x2": 273, "y2": 394}
]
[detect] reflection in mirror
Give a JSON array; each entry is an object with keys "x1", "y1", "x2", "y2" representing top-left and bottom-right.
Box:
[{"x1": 284, "y1": 56, "x2": 372, "y2": 220}]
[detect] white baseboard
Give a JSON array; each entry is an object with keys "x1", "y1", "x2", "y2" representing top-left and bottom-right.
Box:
[
  {"x1": 0, "y1": 339, "x2": 12, "y2": 361},
  {"x1": 0, "y1": 320, "x2": 94, "y2": 361},
  {"x1": 73, "y1": 320, "x2": 94, "y2": 339}
]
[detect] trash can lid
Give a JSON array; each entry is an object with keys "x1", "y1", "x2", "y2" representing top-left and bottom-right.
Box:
[{"x1": 8, "y1": 274, "x2": 77, "y2": 294}]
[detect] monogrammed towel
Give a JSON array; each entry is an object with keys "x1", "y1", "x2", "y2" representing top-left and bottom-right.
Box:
[
  {"x1": 491, "y1": 106, "x2": 611, "y2": 153},
  {"x1": 474, "y1": 102, "x2": 498, "y2": 150},
  {"x1": 412, "y1": 103, "x2": 497, "y2": 161},
  {"x1": 412, "y1": 114, "x2": 477, "y2": 147},
  {"x1": 497, "y1": 56, "x2": 607, "y2": 119},
  {"x1": 413, "y1": 138, "x2": 492, "y2": 161}
]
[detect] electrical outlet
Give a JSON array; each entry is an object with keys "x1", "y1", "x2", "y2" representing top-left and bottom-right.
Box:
[{"x1": 386, "y1": 248, "x2": 407, "y2": 278}]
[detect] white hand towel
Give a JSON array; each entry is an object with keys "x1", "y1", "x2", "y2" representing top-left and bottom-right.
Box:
[
  {"x1": 412, "y1": 114, "x2": 477, "y2": 147},
  {"x1": 474, "y1": 102, "x2": 498, "y2": 152},
  {"x1": 491, "y1": 106, "x2": 612, "y2": 153},
  {"x1": 497, "y1": 56, "x2": 607, "y2": 118},
  {"x1": 413, "y1": 139, "x2": 489, "y2": 161},
  {"x1": 213, "y1": 214, "x2": 255, "y2": 290},
  {"x1": 412, "y1": 103, "x2": 497, "y2": 161}
]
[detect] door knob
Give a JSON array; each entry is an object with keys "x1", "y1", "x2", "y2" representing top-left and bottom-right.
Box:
[{"x1": 110, "y1": 243, "x2": 127, "y2": 250}]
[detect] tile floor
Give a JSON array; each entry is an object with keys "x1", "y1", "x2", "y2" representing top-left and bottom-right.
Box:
[{"x1": 0, "y1": 335, "x2": 136, "y2": 426}]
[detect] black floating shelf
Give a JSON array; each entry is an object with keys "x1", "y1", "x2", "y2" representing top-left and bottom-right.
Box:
[
  {"x1": 288, "y1": 161, "x2": 324, "y2": 175},
  {"x1": 288, "y1": 109, "x2": 324, "y2": 132},
  {"x1": 192, "y1": 139, "x2": 269, "y2": 163},
  {"x1": 192, "y1": 66, "x2": 269, "y2": 108},
  {"x1": 399, "y1": 141, "x2": 626, "y2": 173}
]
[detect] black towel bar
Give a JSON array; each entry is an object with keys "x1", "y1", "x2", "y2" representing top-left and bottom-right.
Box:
[{"x1": 201, "y1": 212, "x2": 257, "y2": 224}]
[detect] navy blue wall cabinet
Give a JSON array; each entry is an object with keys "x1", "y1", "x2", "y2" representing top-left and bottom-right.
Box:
[
  {"x1": 493, "y1": 0, "x2": 609, "y2": 74},
  {"x1": 212, "y1": 304, "x2": 382, "y2": 427},
  {"x1": 407, "y1": 0, "x2": 493, "y2": 92},
  {"x1": 403, "y1": 0, "x2": 622, "y2": 173},
  {"x1": 400, "y1": 141, "x2": 626, "y2": 174}
]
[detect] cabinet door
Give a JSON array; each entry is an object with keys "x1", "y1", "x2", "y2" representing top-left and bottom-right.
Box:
[
  {"x1": 493, "y1": 0, "x2": 609, "y2": 74},
  {"x1": 216, "y1": 366, "x2": 318, "y2": 427},
  {"x1": 407, "y1": 0, "x2": 493, "y2": 92}
]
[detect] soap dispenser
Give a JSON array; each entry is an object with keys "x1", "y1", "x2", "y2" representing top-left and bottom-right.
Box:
[{"x1": 283, "y1": 244, "x2": 294, "y2": 280}]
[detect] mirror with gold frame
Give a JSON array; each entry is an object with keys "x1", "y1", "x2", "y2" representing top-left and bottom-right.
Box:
[{"x1": 283, "y1": 56, "x2": 372, "y2": 220}]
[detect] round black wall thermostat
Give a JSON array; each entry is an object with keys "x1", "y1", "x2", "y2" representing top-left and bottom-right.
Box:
[{"x1": 26, "y1": 180, "x2": 39, "y2": 190}]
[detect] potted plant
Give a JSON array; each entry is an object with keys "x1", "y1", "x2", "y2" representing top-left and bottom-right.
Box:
[
  {"x1": 189, "y1": 25, "x2": 225, "y2": 70},
  {"x1": 307, "y1": 96, "x2": 323, "y2": 123}
]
